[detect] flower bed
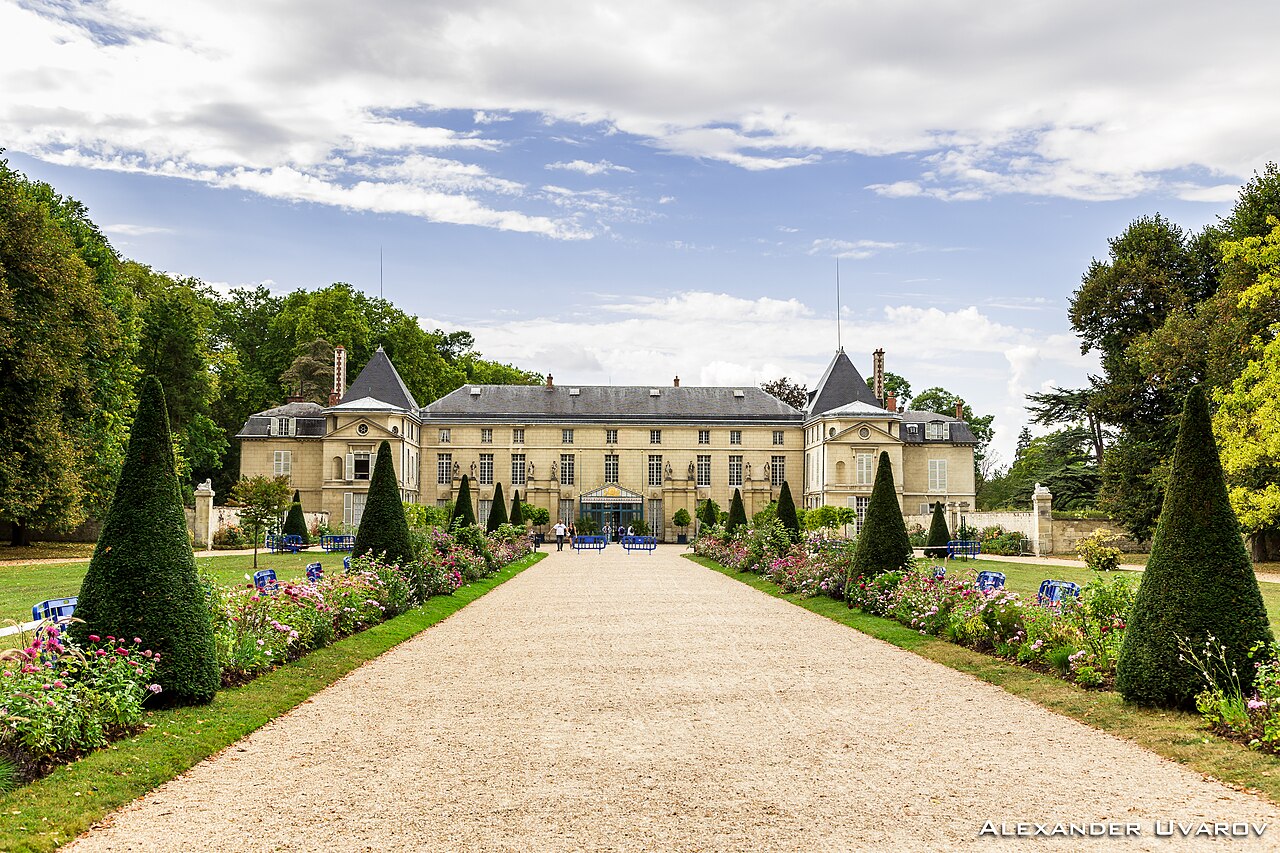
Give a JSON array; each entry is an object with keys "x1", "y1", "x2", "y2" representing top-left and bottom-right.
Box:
[{"x1": 1, "y1": 525, "x2": 532, "y2": 787}]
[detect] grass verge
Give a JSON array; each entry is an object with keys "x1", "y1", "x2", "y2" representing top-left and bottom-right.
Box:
[
  {"x1": 686, "y1": 554, "x2": 1280, "y2": 804},
  {"x1": 0, "y1": 551, "x2": 545, "y2": 853}
]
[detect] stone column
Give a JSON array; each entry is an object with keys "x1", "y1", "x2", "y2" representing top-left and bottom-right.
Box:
[
  {"x1": 194, "y1": 480, "x2": 215, "y2": 550},
  {"x1": 1032, "y1": 483, "x2": 1053, "y2": 556},
  {"x1": 947, "y1": 501, "x2": 959, "y2": 537}
]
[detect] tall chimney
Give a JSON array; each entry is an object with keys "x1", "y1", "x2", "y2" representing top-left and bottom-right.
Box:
[
  {"x1": 546, "y1": 374, "x2": 554, "y2": 389},
  {"x1": 955, "y1": 400, "x2": 965, "y2": 420},
  {"x1": 673, "y1": 376, "x2": 680, "y2": 388},
  {"x1": 886, "y1": 393, "x2": 897, "y2": 413},
  {"x1": 333, "y1": 345, "x2": 347, "y2": 400},
  {"x1": 872, "y1": 348, "x2": 885, "y2": 405}
]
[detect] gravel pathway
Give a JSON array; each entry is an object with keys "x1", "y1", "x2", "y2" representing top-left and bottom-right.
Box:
[{"x1": 69, "y1": 547, "x2": 1279, "y2": 851}]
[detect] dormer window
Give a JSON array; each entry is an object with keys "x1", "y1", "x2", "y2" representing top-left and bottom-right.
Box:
[
  {"x1": 271, "y1": 417, "x2": 292, "y2": 437},
  {"x1": 907, "y1": 424, "x2": 919, "y2": 437},
  {"x1": 926, "y1": 421, "x2": 947, "y2": 440}
]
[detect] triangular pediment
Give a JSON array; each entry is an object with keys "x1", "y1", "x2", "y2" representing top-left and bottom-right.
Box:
[
  {"x1": 329, "y1": 418, "x2": 396, "y2": 440},
  {"x1": 580, "y1": 483, "x2": 645, "y2": 504},
  {"x1": 828, "y1": 421, "x2": 899, "y2": 443}
]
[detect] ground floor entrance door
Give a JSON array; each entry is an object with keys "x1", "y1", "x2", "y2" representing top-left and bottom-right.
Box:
[{"x1": 578, "y1": 484, "x2": 646, "y2": 537}]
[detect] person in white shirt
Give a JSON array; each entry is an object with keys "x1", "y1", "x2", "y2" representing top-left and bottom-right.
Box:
[{"x1": 553, "y1": 520, "x2": 567, "y2": 551}]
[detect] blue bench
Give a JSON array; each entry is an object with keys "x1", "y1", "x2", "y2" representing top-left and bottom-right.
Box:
[
  {"x1": 947, "y1": 540, "x2": 980, "y2": 560},
  {"x1": 621, "y1": 536, "x2": 658, "y2": 553},
  {"x1": 253, "y1": 569, "x2": 279, "y2": 594},
  {"x1": 267, "y1": 534, "x2": 304, "y2": 554},
  {"x1": 306, "y1": 562, "x2": 323, "y2": 584},
  {"x1": 1037, "y1": 579, "x2": 1081, "y2": 605},
  {"x1": 976, "y1": 571, "x2": 1006, "y2": 592},
  {"x1": 932, "y1": 565, "x2": 946, "y2": 579},
  {"x1": 321, "y1": 535, "x2": 354, "y2": 552},
  {"x1": 573, "y1": 535, "x2": 608, "y2": 552}
]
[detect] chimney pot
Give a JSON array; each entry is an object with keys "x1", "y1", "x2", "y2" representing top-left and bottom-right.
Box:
[
  {"x1": 333, "y1": 345, "x2": 347, "y2": 399},
  {"x1": 286, "y1": 394, "x2": 305, "y2": 404},
  {"x1": 955, "y1": 400, "x2": 965, "y2": 420},
  {"x1": 886, "y1": 393, "x2": 897, "y2": 413},
  {"x1": 674, "y1": 376, "x2": 680, "y2": 387},
  {"x1": 328, "y1": 391, "x2": 339, "y2": 406},
  {"x1": 546, "y1": 374, "x2": 554, "y2": 389},
  {"x1": 872, "y1": 348, "x2": 885, "y2": 405}
]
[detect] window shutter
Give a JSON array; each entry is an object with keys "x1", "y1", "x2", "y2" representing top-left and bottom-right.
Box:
[
  {"x1": 343, "y1": 492, "x2": 353, "y2": 527},
  {"x1": 283, "y1": 451, "x2": 291, "y2": 476},
  {"x1": 345, "y1": 453, "x2": 355, "y2": 480},
  {"x1": 266, "y1": 419, "x2": 275, "y2": 436}
]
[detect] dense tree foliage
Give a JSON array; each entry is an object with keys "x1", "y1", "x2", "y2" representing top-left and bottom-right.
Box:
[{"x1": 759, "y1": 377, "x2": 808, "y2": 409}]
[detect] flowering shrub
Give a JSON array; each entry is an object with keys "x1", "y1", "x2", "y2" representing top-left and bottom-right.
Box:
[
  {"x1": 211, "y1": 524, "x2": 252, "y2": 549},
  {"x1": 1190, "y1": 638, "x2": 1280, "y2": 754},
  {"x1": 1075, "y1": 528, "x2": 1123, "y2": 572},
  {"x1": 0, "y1": 626, "x2": 159, "y2": 777}
]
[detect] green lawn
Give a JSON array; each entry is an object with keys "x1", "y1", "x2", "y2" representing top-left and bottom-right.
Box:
[
  {"x1": 1, "y1": 550, "x2": 341, "y2": 625},
  {"x1": 948, "y1": 557, "x2": 1280, "y2": 635}
]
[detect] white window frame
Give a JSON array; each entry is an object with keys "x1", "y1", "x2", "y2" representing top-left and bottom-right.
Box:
[
  {"x1": 730, "y1": 430, "x2": 742, "y2": 445},
  {"x1": 273, "y1": 450, "x2": 291, "y2": 476},
  {"x1": 771, "y1": 455, "x2": 785, "y2": 486},
  {"x1": 439, "y1": 428, "x2": 451, "y2": 444},
  {"x1": 773, "y1": 430, "x2": 784, "y2": 446},
  {"x1": 648, "y1": 455, "x2": 663, "y2": 487},
  {"x1": 352, "y1": 451, "x2": 371, "y2": 481},
  {"x1": 696, "y1": 454, "x2": 711, "y2": 488},
  {"x1": 650, "y1": 429, "x2": 661, "y2": 445},
  {"x1": 562, "y1": 428, "x2": 574, "y2": 444},
  {"x1": 604, "y1": 453, "x2": 619, "y2": 483},
  {"x1": 481, "y1": 428, "x2": 493, "y2": 444},
  {"x1": 344, "y1": 492, "x2": 367, "y2": 529},
  {"x1": 605, "y1": 429, "x2": 618, "y2": 444},
  {"x1": 728, "y1": 455, "x2": 743, "y2": 487},
  {"x1": 698, "y1": 429, "x2": 710, "y2": 445},
  {"x1": 513, "y1": 428, "x2": 525, "y2": 444},
  {"x1": 437, "y1": 453, "x2": 452, "y2": 485},
  {"x1": 926, "y1": 421, "x2": 946, "y2": 440},
  {"x1": 478, "y1": 453, "x2": 494, "y2": 486},
  {"x1": 512, "y1": 453, "x2": 526, "y2": 486},
  {"x1": 856, "y1": 452, "x2": 875, "y2": 486},
  {"x1": 928, "y1": 458, "x2": 948, "y2": 492},
  {"x1": 560, "y1": 453, "x2": 575, "y2": 486}
]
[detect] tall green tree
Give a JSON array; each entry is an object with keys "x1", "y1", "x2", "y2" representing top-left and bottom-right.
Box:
[
  {"x1": 230, "y1": 474, "x2": 292, "y2": 569},
  {"x1": 353, "y1": 441, "x2": 415, "y2": 564},
  {"x1": 71, "y1": 377, "x2": 219, "y2": 705},
  {"x1": 1117, "y1": 387, "x2": 1273, "y2": 708},
  {"x1": 849, "y1": 452, "x2": 912, "y2": 581},
  {"x1": 883, "y1": 371, "x2": 912, "y2": 409},
  {"x1": 487, "y1": 482, "x2": 509, "y2": 532}
]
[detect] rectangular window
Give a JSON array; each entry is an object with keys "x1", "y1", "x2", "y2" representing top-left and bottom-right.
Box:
[
  {"x1": 771, "y1": 455, "x2": 786, "y2": 486},
  {"x1": 481, "y1": 428, "x2": 493, "y2": 444},
  {"x1": 604, "y1": 453, "x2": 619, "y2": 482},
  {"x1": 344, "y1": 492, "x2": 367, "y2": 528},
  {"x1": 773, "y1": 430, "x2": 785, "y2": 446},
  {"x1": 352, "y1": 452, "x2": 371, "y2": 481},
  {"x1": 929, "y1": 459, "x2": 948, "y2": 492},
  {"x1": 648, "y1": 455, "x2": 663, "y2": 487},
  {"x1": 437, "y1": 453, "x2": 452, "y2": 485},
  {"x1": 512, "y1": 453, "x2": 526, "y2": 486},
  {"x1": 562, "y1": 428, "x2": 574, "y2": 444},
  {"x1": 605, "y1": 429, "x2": 618, "y2": 444},
  {"x1": 560, "y1": 453, "x2": 575, "y2": 486},
  {"x1": 559, "y1": 498, "x2": 575, "y2": 525},
  {"x1": 439, "y1": 428, "x2": 451, "y2": 444},
  {"x1": 730, "y1": 430, "x2": 742, "y2": 445},
  {"x1": 854, "y1": 496, "x2": 870, "y2": 533},
  {"x1": 647, "y1": 499, "x2": 663, "y2": 539},
  {"x1": 926, "y1": 422, "x2": 946, "y2": 440},
  {"x1": 513, "y1": 428, "x2": 525, "y2": 444},
  {"x1": 478, "y1": 500, "x2": 493, "y2": 526},
  {"x1": 729, "y1": 455, "x2": 743, "y2": 487},
  {"x1": 918, "y1": 503, "x2": 932, "y2": 516},
  {"x1": 273, "y1": 450, "x2": 291, "y2": 476},
  {"x1": 697, "y1": 455, "x2": 711, "y2": 488},
  {"x1": 698, "y1": 429, "x2": 710, "y2": 445},
  {"x1": 479, "y1": 453, "x2": 494, "y2": 486},
  {"x1": 650, "y1": 429, "x2": 661, "y2": 445},
  {"x1": 856, "y1": 452, "x2": 875, "y2": 486},
  {"x1": 276, "y1": 417, "x2": 291, "y2": 437}
]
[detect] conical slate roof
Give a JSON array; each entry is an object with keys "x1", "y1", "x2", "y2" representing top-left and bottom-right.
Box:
[
  {"x1": 340, "y1": 346, "x2": 418, "y2": 411},
  {"x1": 806, "y1": 348, "x2": 879, "y2": 417}
]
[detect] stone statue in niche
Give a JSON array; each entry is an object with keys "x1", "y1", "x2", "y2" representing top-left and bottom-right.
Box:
[
  {"x1": 763, "y1": 462, "x2": 772, "y2": 482},
  {"x1": 470, "y1": 461, "x2": 478, "y2": 479},
  {"x1": 452, "y1": 460, "x2": 460, "y2": 478},
  {"x1": 527, "y1": 460, "x2": 535, "y2": 479},
  {"x1": 744, "y1": 461, "x2": 752, "y2": 480},
  {"x1": 688, "y1": 461, "x2": 695, "y2": 479},
  {"x1": 551, "y1": 460, "x2": 559, "y2": 481},
  {"x1": 665, "y1": 460, "x2": 673, "y2": 480}
]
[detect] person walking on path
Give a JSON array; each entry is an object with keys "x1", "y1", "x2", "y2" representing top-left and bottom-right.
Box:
[
  {"x1": 553, "y1": 519, "x2": 567, "y2": 551},
  {"x1": 567, "y1": 522, "x2": 576, "y2": 548}
]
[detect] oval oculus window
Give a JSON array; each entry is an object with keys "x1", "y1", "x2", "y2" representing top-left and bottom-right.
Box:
[
  {"x1": 859, "y1": 427, "x2": 871, "y2": 440},
  {"x1": 357, "y1": 423, "x2": 369, "y2": 436}
]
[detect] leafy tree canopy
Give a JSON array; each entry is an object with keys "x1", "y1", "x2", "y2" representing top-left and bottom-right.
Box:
[{"x1": 759, "y1": 377, "x2": 808, "y2": 409}]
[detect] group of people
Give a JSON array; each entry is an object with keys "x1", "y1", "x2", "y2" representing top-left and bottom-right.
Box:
[{"x1": 551, "y1": 520, "x2": 636, "y2": 551}]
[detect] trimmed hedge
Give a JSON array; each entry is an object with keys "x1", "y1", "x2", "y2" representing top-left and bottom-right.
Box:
[
  {"x1": 1116, "y1": 386, "x2": 1274, "y2": 709},
  {"x1": 451, "y1": 475, "x2": 476, "y2": 527},
  {"x1": 71, "y1": 376, "x2": 219, "y2": 705},
  {"x1": 487, "y1": 482, "x2": 509, "y2": 532},
  {"x1": 924, "y1": 501, "x2": 949, "y2": 558},
  {"x1": 282, "y1": 490, "x2": 309, "y2": 544},
  {"x1": 352, "y1": 441, "x2": 415, "y2": 565},
  {"x1": 509, "y1": 489, "x2": 524, "y2": 527},
  {"x1": 726, "y1": 488, "x2": 747, "y2": 534},
  {"x1": 777, "y1": 481, "x2": 800, "y2": 542},
  {"x1": 851, "y1": 451, "x2": 912, "y2": 578}
]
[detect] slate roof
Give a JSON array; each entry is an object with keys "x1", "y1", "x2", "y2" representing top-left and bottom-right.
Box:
[
  {"x1": 236, "y1": 401, "x2": 326, "y2": 438},
  {"x1": 423, "y1": 384, "x2": 802, "y2": 424},
  {"x1": 806, "y1": 349, "x2": 880, "y2": 417},
  {"x1": 341, "y1": 346, "x2": 419, "y2": 411},
  {"x1": 898, "y1": 410, "x2": 978, "y2": 445},
  {"x1": 820, "y1": 399, "x2": 899, "y2": 419}
]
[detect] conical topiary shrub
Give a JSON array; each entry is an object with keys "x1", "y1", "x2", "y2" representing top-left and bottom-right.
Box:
[
  {"x1": 699, "y1": 498, "x2": 718, "y2": 531},
  {"x1": 353, "y1": 441, "x2": 415, "y2": 565},
  {"x1": 776, "y1": 481, "x2": 800, "y2": 542},
  {"x1": 850, "y1": 451, "x2": 912, "y2": 580},
  {"x1": 509, "y1": 489, "x2": 525, "y2": 527},
  {"x1": 924, "y1": 501, "x2": 950, "y2": 558},
  {"x1": 726, "y1": 488, "x2": 747, "y2": 534},
  {"x1": 487, "y1": 482, "x2": 509, "y2": 532},
  {"x1": 1116, "y1": 386, "x2": 1274, "y2": 709},
  {"x1": 451, "y1": 475, "x2": 476, "y2": 527},
  {"x1": 71, "y1": 376, "x2": 219, "y2": 705},
  {"x1": 283, "y1": 489, "x2": 309, "y2": 544}
]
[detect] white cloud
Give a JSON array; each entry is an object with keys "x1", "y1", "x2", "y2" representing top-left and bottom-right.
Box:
[
  {"x1": 545, "y1": 159, "x2": 634, "y2": 175},
  {"x1": 103, "y1": 223, "x2": 174, "y2": 237},
  {"x1": 472, "y1": 110, "x2": 512, "y2": 125},
  {"x1": 809, "y1": 238, "x2": 902, "y2": 259},
  {"x1": 424, "y1": 292, "x2": 1096, "y2": 462}
]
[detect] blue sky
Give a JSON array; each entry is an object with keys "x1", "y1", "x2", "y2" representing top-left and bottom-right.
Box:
[{"x1": 2, "y1": 1, "x2": 1273, "y2": 466}]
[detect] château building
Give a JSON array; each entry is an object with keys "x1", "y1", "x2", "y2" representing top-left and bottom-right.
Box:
[{"x1": 237, "y1": 345, "x2": 976, "y2": 540}]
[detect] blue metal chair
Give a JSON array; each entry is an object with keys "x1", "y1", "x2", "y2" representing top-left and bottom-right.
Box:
[
  {"x1": 1037, "y1": 579, "x2": 1081, "y2": 605},
  {"x1": 253, "y1": 569, "x2": 279, "y2": 594},
  {"x1": 975, "y1": 571, "x2": 1006, "y2": 592},
  {"x1": 32, "y1": 597, "x2": 78, "y2": 623},
  {"x1": 932, "y1": 565, "x2": 946, "y2": 579},
  {"x1": 306, "y1": 562, "x2": 323, "y2": 584},
  {"x1": 343, "y1": 555, "x2": 351, "y2": 571}
]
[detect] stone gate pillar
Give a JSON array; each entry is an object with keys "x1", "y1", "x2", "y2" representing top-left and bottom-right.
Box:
[
  {"x1": 1031, "y1": 483, "x2": 1053, "y2": 556},
  {"x1": 194, "y1": 479, "x2": 215, "y2": 549}
]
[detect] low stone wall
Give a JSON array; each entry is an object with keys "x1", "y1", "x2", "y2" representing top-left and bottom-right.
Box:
[
  {"x1": 0, "y1": 519, "x2": 103, "y2": 544},
  {"x1": 198, "y1": 507, "x2": 329, "y2": 536},
  {"x1": 903, "y1": 511, "x2": 1034, "y2": 537},
  {"x1": 1051, "y1": 517, "x2": 1144, "y2": 554}
]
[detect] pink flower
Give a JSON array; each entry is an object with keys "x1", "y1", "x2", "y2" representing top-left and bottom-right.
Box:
[
  {"x1": 133, "y1": 637, "x2": 141, "y2": 644},
  {"x1": 147, "y1": 684, "x2": 163, "y2": 694},
  {"x1": 53, "y1": 680, "x2": 66, "y2": 689},
  {"x1": 95, "y1": 649, "x2": 107, "y2": 657},
  {"x1": 87, "y1": 634, "x2": 100, "y2": 642},
  {"x1": 116, "y1": 647, "x2": 129, "y2": 656}
]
